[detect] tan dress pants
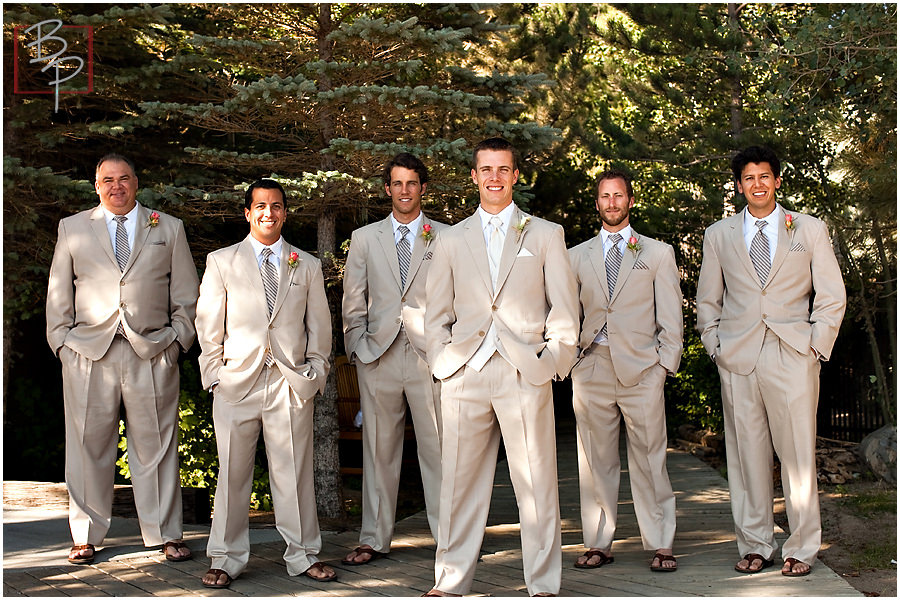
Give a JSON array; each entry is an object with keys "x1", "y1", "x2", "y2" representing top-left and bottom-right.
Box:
[
  {"x1": 719, "y1": 329, "x2": 822, "y2": 566},
  {"x1": 60, "y1": 337, "x2": 183, "y2": 546},
  {"x1": 434, "y1": 355, "x2": 561, "y2": 597},
  {"x1": 356, "y1": 331, "x2": 442, "y2": 551},
  {"x1": 207, "y1": 366, "x2": 321, "y2": 577},
  {"x1": 572, "y1": 344, "x2": 676, "y2": 552}
]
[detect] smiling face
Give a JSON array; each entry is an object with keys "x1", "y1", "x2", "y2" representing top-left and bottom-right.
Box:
[
  {"x1": 737, "y1": 161, "x2": 781, "y2": 218},
  {"x1": 95, "y1": 159, "x2": 138, "y2": 215},
  {"x1": 595, "y1": 176, "x2": 634, "y2": 232},
  {"x1": 385, "y1": 166, "x2": 425, "y2": 224},
  {"x1": 245, "y1": 187, "x2": 286, "y2": 245},
  {"x1": 471, "y1": 149, "x2": 518, "y2": 214}
]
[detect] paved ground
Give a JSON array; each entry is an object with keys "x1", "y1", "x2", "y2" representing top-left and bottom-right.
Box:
[{"x1": 3, "y1": 420, "x2": 861, "y2": 596}]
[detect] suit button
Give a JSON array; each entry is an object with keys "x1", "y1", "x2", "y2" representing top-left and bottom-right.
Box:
[
  {"x1": 593, "y1": 329, "x2": 599, "y2": 334},
  {"x1": 120, "y1": 281, "x2": 125, "y2": 287},
  {"x1": 762, "y1": 313, "x2": 768, "y2": 319},
  {"x1": 396, "y1": 317, "x2": 402, "y2": 324},
  {"x1": 492, "y1": 305, "x2": 498, "y2": 311},
  {"x1": 608, "y1": 308, "x2": 614, "y2": 314},
  {"x1": 761, "y1": 290, "x2": 767, "y2": 296},
  {"x1": 268, "y1": 324, "x2": 274, "y2": 330},
  {"x1": 119, "y1": 301, "x2": 126, "y2": 308},
  {"x1": 401, "y1": 296, "x2": 406, "y2": 303},
  {"x1": 478, "y1": 330, "x2": 485, "y2": 337}
]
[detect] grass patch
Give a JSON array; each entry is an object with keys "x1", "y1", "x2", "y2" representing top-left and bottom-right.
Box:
[
  {"x1": 850, "y1": 540, "x2": 897, "y2": 571},
  {"x1": 837, "y1": 486, "x2": 896, "y2": 517}
]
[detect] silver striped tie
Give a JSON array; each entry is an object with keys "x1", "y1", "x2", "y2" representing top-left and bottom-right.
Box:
[
  {"x1": 749, "y1": 220, "x2": 771, "y2": 285},
  {"x1": 114, "y1": 216, "x2": 129, "y2": 336},
  {"x1": 114, "y1": 215, "x2": 129, "y2": 272},
  {"x1": 600, "y1": 233, "x2": 623, "y2": 339},
  {"x1": 397, "y1": 225, "x2": 411, "y2": 288},
  {"x1": 260, "y1": 248, "x2": 278, "y2": 367}
]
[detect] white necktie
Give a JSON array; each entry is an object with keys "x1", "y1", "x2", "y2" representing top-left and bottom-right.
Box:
[{"x1": 488, "y1": 216, "x2": 503, "y2": 287}]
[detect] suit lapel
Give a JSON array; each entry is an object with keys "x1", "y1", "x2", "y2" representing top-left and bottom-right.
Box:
[
  {"x1": 729, "y1": 209, "x2": 760, "y2": 286},
  {"x1": 765, "y1": 206, "x2": 792, "y2": 287},
  {"x1": 376, "y1": 217, "x2": 403, "y2": 290},
  {"x1": 493, "y1": 207, "x2": 526, "y2": 299},
  {"x1": 122, "y1": 204, "x2": 150, "y2": 276},
  {"x1": 462, "y1": 214, "x2": 493, "y2": 296},
  {"x1": 236, "y1": 236, "x2": 269, "y2": 317},
  {"x1": 587, "y1": 235, "x2": 609, "y2": 303},
  {"x1": 89, "y1": 205, "x2": 119, "y2": 270},
  {"x1": 610, "y1": 231, "x2": 638, "y2": 304},
  {"x1": 403, "y1": 215, "x2": 430, "y2": 293}
]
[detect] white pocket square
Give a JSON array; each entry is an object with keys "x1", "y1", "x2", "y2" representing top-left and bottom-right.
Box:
[{"x1": 517, "y1": 248, "x2": 534, "y2": 258}]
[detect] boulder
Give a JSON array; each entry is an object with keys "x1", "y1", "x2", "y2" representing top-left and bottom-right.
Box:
[{"x1": 858, "y1": 425, "x2": 897, "y2": 484}]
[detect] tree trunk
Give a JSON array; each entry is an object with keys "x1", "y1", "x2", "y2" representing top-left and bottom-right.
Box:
[
  {"x1": 871, "y1": 216, "x2": 896, "y2": 402},
  {"x1": 311, "y1": 2, "x2": 344, "y2": 521}
]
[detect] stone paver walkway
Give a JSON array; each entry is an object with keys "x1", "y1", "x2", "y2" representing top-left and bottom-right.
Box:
[{"x1": 4, "y1": 420, "x2": 860, "y2": 596}]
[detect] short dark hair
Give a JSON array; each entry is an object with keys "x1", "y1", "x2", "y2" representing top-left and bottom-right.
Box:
[
  {"x1": 596, "y1": 169, "x2": 634, "y2": 198},
  {"x1": 382, "y1": 152, "x2": 429, "y2": 185},
  {"x1": 731, "y1": 146, "x2": 781, "y2": 181},
  {"x1": 472, "y1": 137, "x2": 518, "y2": 171},
  {"x1": 95, "y1": 153, "x2": 136, "y2": 178},
  {"x1": 244, "y1": 178, "x2": 287, "y2": 210}
]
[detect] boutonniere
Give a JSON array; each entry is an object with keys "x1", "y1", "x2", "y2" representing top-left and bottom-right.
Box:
[
  {"x1": 421, "y1": 223, "x2": 433, "y2": 244},
  {"x1": 146, "y1": 211, "x2": 160, "y2": 228},
  {"x1": 513, "y1": 215, "x2": 531, "y2": 241},
  {"x1": 785, "y1": 214, "x2": 795, "y2": 231},
  {"x1": 287, "y1": 251, "x2": 299, "y2": 269},
  {"x1": 626, "y1": 235, "x2": 641, "y2": 254}
]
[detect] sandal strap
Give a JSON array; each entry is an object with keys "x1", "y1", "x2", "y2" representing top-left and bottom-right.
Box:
[{"x1": 582, "y1": 550, "x2": 610, "y2": 559}]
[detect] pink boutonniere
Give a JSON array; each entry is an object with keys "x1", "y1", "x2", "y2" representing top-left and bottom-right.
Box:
[
  {"x1": 421, "y1": 223, "x2": 433, "y2": 244},
  {"x1": 626, "y1": 235, "x2": 641, "y2": 254},
  {"x1": 785, "y1": 214, "x2": 795, "y2": 231},
  {"x1": 147, "y1": 211, "x2": 160, "y2": 228},
  {"x1": 288, "y1": 251, "x2": 299, "y2": 268}
]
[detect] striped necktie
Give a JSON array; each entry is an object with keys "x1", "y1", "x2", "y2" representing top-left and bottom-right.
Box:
[
  {"x1": 599, "y1": 233, "x2": 623, "y2": 340},
  {"x1": 749, "y1": 220, "x2": 771, "y2": 285},
  {"x1": 114, "y1": 215, "x2": 129, "y2": 272},
  {"x1": 260, "y1": 248, "x2": 278, "y2": 367},
  {"x1": 397, "y1": 225, "x2": 411, "y2": 288}
]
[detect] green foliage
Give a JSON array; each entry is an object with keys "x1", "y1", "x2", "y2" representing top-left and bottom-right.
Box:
[{"x1": 666, "y1": 329, "x2": 722, "y2": 433}]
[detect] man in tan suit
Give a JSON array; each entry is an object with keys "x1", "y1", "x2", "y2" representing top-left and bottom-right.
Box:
[
  {"x1": 195, "y1": 179, "x2": 335, "y2": 588},
  {"x1": 697, "y1": 146, "x2": 846, "y2": 577},
  {"x1": 569, "y1": 170, "x2": 683, "y2": 572},
  {"x1": 46, "y1": 153, "x2": 199, "y2": 565},
  {"x1": 341, "y1": 153, "x2": 446, "y2": 565},
  {"x1": 423, "y1": 138, "x2": 579, "y2": 597}
]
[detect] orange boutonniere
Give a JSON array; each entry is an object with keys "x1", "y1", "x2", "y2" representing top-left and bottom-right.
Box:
[
  {"x1": 785, "y1": 214, "x2": 795, "y2": 231},
  {"x1": 421, "y1": 223, "x2": 433, "y2": 244},
  {"x1": 147, "y1": 211, "x2": 160, "y2": 228},
  {"x1": 287, "y1": 251, "x2": 299, "y2": 268}
]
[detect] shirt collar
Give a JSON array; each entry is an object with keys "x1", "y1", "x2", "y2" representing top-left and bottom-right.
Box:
[
  {"x1": 391, "y1": 212, "x2": 423, "y2": 236},
  {"x1": 248, "y1": 235, "x2": 283, "y2": 260},
  {"x1": 601, "y1": 224, "x2": 632, "y2": 246},
  {"x1": 744, "y1": 204, "x2": 781, "y2": 231},
  {"x1": 101, "y1": 203, "x2": 139, "y2": 224},
  {"x1": 477, "y1": 202, "x2": 516, "y2": 234}
]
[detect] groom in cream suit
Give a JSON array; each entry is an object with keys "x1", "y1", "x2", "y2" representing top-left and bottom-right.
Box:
[
  {"x1": 697, "y1": 146, "x2": 846, "y2": 577},
  {"x1": 342, "y1": 153, "x2": 446, "y2": 565},
  {"x1": 195, "y1": 179, "x2": 335, "y2": 588},
  {"x1": 569, "y1": 170, "x2": 683, "y2": 572},
  {"x1": 424, "y1": 138, "x2": 579, "y2": 597},
  {"x1": 46, "y1": 153, "x2": 198, "y2": 565}
]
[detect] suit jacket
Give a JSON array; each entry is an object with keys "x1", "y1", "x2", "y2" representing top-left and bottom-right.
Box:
[
  {"x1": 195, "y1": 236, "x2": 331, "y2": 403},
  {"x1": 342, "y1": 214, "x2": 448, "y2": 364},
  {"x1": 46, "y1": 203, "x2": 198, "y2": 361},
  {"x1": 696, "y1": 205, "x2": 846, "y2": 375},
  {"x1": 424, "y1": 206, "x2": 579, "y2": 386},
  {"x1": 569, "y1": 230, "x2": 683, "y2": 386}
]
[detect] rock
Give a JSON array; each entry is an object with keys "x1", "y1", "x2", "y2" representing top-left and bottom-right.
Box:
[{"x1": 858, "y1": 425, "x2": 897, "y2": 484}]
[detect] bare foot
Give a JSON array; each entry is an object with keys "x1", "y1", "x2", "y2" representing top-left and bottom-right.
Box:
[
  {"x1": 67, "y1": 544, "x2": 95, "y2": 564},
  {"x1": 163, "y1": 539, "x2": 192, "y2": 561},
  {"x1": 782, "y1": 558, "x2": 811, "y2": 576},
  {"x1": 201, "y1": 568, "x2": 232, "y2": 588},
  {"x1": 650, "y1": 548, "x2": 676, "y2": 570},
  {"x1": 343, "y1": 545, "x2": 382, "y2": 565},
  {"x1": 423, "y1": 589, "x2": 461, "y2": 597},
  {"x1": 575, "y1": 548, "x2": 613, "y2": 567}
]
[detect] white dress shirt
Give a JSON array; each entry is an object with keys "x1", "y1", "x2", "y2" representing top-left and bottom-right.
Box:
[
  {"x1": 391, "y1": 212, "x2": 423, "y2": 246},
  {"x1": 248, "y1": 235, "x2": 283, "y2": 269}
]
